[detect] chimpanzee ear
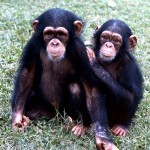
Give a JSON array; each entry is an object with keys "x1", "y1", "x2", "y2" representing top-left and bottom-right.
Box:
[
  {"x1": 95, "y1": 26, "x2": 101, "y2": 32},
  {"x1": 93, "y1": 26, "x2": 101, "y2": 36},
  {"x1": 32, "y1": 20, "x2": 39, "y2": 32},
  {"x1": 74, "y1": 20, "x2": 83, "y2": 36},
  {"x1": 129, "y1": 35, "x2": 137, "y2": 50}
]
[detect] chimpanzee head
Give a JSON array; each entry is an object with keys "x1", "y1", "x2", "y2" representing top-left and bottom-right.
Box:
[
  {"x1": 93, "y1": 19, "x2": 137, "y2": 62},
  {"x1": 32, "y1": 8, "x2": 84, "y2": 62}
]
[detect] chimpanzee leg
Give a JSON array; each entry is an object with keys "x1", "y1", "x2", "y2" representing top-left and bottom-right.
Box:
[
  {"x1": 70, "y1": 87, "x2": 91, "y2": 136},
  {"x1": 107, "y1": 100, "x2": 132, "y2": 136},
  {"x1": 68, "y1": 83, "x2": 91, "y2": 125},
  {"x1": 69, "y1": 95, "x2": 91, "y2": 137},
  {"x1": 25, "y1": 93, "x2": 55, "y2": 119},
  {"x1": 64, "y1": 83, "x2": 81, "y2": 121},
  {"x1": 65, "y1": 83, "x2": 91, "y2": 136}
]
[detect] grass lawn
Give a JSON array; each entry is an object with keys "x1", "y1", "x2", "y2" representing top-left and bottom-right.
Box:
[{"x1": 0, "y1": 0, "x2": 150, "y2": 149}]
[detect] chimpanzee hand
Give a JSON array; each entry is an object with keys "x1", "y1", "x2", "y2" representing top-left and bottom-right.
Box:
[
  {"x1": 86, "y1": 47, "x2": 96, "y2": 65},
  {"x1": 71, "y1": 125, "x2": 88, "y2": 137},
  {"x1": 12, "y1": 112, "x2": 30, "y2": 130},
  {"x1": 86, "y1": 47, "x2": 112, "y2": 81},
  {"x1": 95, "y1": 135, "x2": 119, "y2": 150},
  {"x1": 92, "y1": 62, "x2": 110, "y2": 79}
]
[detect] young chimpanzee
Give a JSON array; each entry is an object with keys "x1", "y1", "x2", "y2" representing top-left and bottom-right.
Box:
[
  {"x1": 11, "y1": 8, "x2": 96, "y2": 135},
  {"x1": 12, "y1": 9, "x2": 115, "y2": 149},
  {"x1": 87, "y1": 19, "x2": 143, "y2": 149}
]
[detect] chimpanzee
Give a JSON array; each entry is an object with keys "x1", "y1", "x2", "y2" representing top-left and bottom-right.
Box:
[
  {"x1": 11, "y1": 8, "x2": 93, "y2": 133},
  {"x1": 86, "y1": 19, "x2": 143, "y2": 149},
  {"x1": 12, "y1": 9, "x2": 113, "y2": 148}
]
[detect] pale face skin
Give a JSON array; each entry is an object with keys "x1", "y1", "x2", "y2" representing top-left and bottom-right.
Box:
[
  {"x1": 43, "y1": 27, "x2": 69, "y2": 61},
  {"x1": 99, "y1": 31, "x2": 123, "y2": 62}
]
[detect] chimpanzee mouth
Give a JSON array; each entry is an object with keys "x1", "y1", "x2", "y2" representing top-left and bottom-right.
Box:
[{"x1": 99, "y1": 53, "x2": 115, "y2": 62}]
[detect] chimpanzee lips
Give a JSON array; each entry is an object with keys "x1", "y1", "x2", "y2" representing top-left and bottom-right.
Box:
[
  {"x1": 51, "y1": 53, "x2": 60, "y2": 56},
  {"x1": 103, "y1": 54, "x2": 110, "y2": 57},
  {"x1": 99, "y1": 52, "x2": 115, "y2": 62},
  {"x1": 102, "y1": 52, "x2": 112, "y2": 57}
]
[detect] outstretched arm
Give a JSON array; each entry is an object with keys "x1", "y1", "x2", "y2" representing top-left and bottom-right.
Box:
[
  {"x1": 86, "y1": 48, "x2": 134, "y2": 104},
  {"x1": 92, "y1": 61, "x2": 134, "y2": 104}
]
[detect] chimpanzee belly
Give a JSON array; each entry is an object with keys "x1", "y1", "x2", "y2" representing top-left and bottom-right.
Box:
[{"x1": 40, "y1": 59, "x2": 77, "y2": 108}]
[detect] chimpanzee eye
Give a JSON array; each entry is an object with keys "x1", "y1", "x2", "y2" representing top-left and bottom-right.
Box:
[
  {"x1": 100, "y1": 35, "x2": 109, "y2": 42},
  {"x1": 113, "y1": 38, "x2": 118, "y2": 43},
  {"x1": 57, "y1": 31, "x2": 66, "y2": 37},
  {"x1": 112, "y1": 38, "x2": 121, "y2": 45},
  {"x1": 47, "y1": 31, "x2": 53, "y2": 35},
  {"x1": 44, "y1": 31, "x2": 53, "y2": 40},
  {"x1": 45, "y1": 35, "x2": 52, "y2": 40}
]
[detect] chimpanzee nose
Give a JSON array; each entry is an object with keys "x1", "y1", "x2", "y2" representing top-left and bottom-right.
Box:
[
  {"x1": 105, "y1": 42, "x2": 113, "y2": 48},
  {"x1": 51, "y1": 41, "x2": 59, "y2": 46},
  {"x1": 49, "y1": 39, "x2": 61, "y2": 47}
]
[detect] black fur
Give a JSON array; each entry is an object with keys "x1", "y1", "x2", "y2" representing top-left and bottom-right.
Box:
[
  {"x1": 92, "y1": 19, "x2": 143, "y2": 138},
  {"x1": 11, "y1": 8, "x2": 100, "y2": 126}
]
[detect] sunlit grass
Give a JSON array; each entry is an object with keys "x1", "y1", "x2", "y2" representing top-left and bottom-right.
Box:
[{"x1": 0, "y1": 0, "x2": 149, "y2": 149}]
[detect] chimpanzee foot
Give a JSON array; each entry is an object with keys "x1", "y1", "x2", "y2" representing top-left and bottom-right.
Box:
[
  {"x1": 12, "y1": 113, "x2": 30, "y2": 130},
  {"x1": 95, "y1": 135, "x2": 119, "y2": 150},
  {"x1": 111, "y1": 124, "x2": 128, "y2": 136},
  {"x1": 71, "y1": 125, "x2": 88, "y2": 137}
]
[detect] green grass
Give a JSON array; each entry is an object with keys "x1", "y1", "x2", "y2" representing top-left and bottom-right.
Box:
[{"x1": 0, "y1": 0, "x2": 150, "y2": 149}]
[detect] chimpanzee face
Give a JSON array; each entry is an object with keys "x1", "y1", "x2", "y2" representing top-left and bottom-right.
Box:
[
  {"x1": 99, "y1": 30, "x2": 123, "y2": 62},
  {"x1": 32, "y1": 20, "x2": 83, "y2": 62},
  {"x1": 43, "y1": 27, "x2": 69, "y2": 61}
]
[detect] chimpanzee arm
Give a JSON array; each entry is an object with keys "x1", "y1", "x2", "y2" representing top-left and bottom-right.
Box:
[
  {"x1": 82, "y1": 81, "x2": 113, "y2": 142},
  {"x1": 12, "y1": 66, "x2": 35, "y2": 114},
  {"x1": 11, "y1": 63, "x2": 36, "y2": 129},
  {"x1": 11, "y1": 36, "x2": 39, "y2": 114},
  {"x1": 11, "y1": 36, "x2": 40, "y2": 128},
  {"x1": 91, "y1": 60, "x2": 143, "y2": 105}
]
